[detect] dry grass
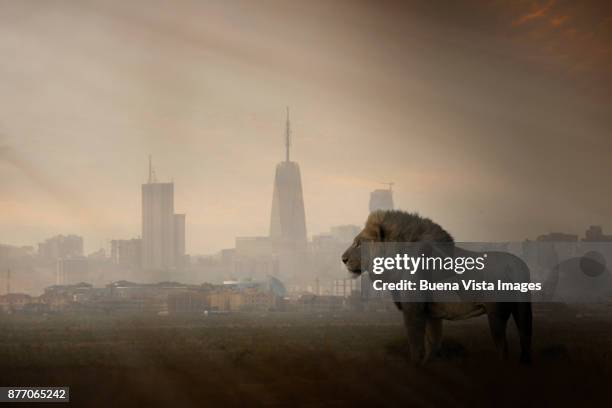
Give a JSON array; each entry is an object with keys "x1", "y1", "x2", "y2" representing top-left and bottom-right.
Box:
[{"x1": 1, "y1": 306, "x2": 611, "y2": 407}]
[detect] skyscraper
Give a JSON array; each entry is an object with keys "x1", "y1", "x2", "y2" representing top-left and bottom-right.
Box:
[
  {"x1": 269, "y1": 108, "x2": 307, "y2": 251},
  {"x1": 369, "y1": 183, "x2": 394, "y2": 213},
  {"x1": 141, "y1": 157, "x2": 186, "y2": 271},
  {"x1": 174, "y1": 213, "x2": 186, "y2": 269}
]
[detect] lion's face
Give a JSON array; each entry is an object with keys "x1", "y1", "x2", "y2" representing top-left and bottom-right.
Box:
[
  {"x1": 342, "y1": 222, "x2": 382, "y2": 275},
  {"x1": 341, "y1": 236, "x2": 363, "y2": 274}
]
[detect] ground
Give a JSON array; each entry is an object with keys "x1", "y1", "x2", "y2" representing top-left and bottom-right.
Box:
[{"x1": 1, "y1": 305, "x2": 612, "y2": 407}]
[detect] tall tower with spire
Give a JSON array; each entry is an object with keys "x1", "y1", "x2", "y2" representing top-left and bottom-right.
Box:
[
  {"x1": 269, "y1": 108, "x2": 307, "y2": 251},
  {"x1": 141, "y1": 156, "x2": 186, "y2": 273}
]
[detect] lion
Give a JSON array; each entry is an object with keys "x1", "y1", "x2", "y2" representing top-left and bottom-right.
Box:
[{"x1": 342, "y1": 210, "x2": 532, "y2": 365}]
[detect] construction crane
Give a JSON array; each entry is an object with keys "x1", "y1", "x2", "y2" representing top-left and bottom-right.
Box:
[{"x1": 381, "y1": 182, "x2": 394, "y2": 191}]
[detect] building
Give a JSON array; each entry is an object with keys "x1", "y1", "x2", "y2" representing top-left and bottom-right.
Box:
[
  {"x1": 310, "y1": 233, "x2": 336, "y2": 252},
  {"x1": 174, "y1": 214, "x2": 186, "y2": 268},
  {"x1": 167, "y1": 277, "x2": 285, "y2": 314},
  {"x1": 106, "y1": 280, "x2": 190, "y2": 298},
  {"x1": 583, "y1": 225, "x2": 612, "y2": 242},
  {"x1": 208, "y1": 277, "x2": 284, "y2": 312},
  {"x1": 369, "y1": 185, "x2": 394, "y2": 213},
  {"x1": 0, "y1": 244, "x2": 35, "y2": 260},
  {"x1": 141, "y1": 157, "x2": 186, "y2": 271},
  {"x1": 222, "y1": 276, "x2": 286, "y2": 297},
  {"x1": 38, "y1": 235, "x2": 83, "y2": 260},
  {"x1": 167, "y1": 290, "x2": 209, "y2": 314},
  {"x1": 56, "y1": 257, "x2": 89, "y2": 285},
  {"x1": 234, "y1": 288, "x2": 279, "y2": 311},
  {"x1": 41, "y1": 282, "x2": 97, "y2": 309},
  {"x1": 308, "y1": 224, "x2": 362, "y2": 293},
  {"x1": 0, "y1": 293, "x2": 33, "y2": 312},
  {"x1": 536, "y1": 233, "x2": 578, "y2": 242},
  {"x1": 233, "y1": 237, "x2": 278, "y2": 279},
  {"x1": 88, "y1": 248, "x2": 106, "y2": 260},
  {"x1": 110, "y1": 238, "x2": 142, "y2": 270},
  {"x1": 236, "y1": 236, "x2": 274, "y2": 257},
  {"x1": 189, "y1": 250, "x2": 234, "y2": 283},
  {"x1": 332, "y1": 278, "x2": 360, "y2": 298},
  {"x1": 269, "y1": 108, "x2": 307, "y2": 251},
  {"x1": 330, "y1": 225, "x2": 361, "y2": 243},
  {"x1": 142, "y1": 180, "x2": 175, "y2": 270}
]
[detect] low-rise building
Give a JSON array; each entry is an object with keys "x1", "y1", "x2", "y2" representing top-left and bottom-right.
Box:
[
  {"x1": 0, "y1": 293, "x2": 33, "y2": 312},
  {"x1": 583, "y1": 225, "x2": 612, "y2": 242}
]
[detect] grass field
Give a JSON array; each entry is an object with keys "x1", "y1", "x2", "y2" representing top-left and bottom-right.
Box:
[{"x1": 1, "y1": 306, "x2": 611, "y2": 407}]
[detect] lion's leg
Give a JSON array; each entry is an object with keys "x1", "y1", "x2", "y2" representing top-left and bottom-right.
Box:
[
  {"x1": 424, "y1": 318, "x2": 443, "y2": 361},
  {"x1": 487, "y1": 309, "x2": 511, "y2": 360},
  {"x1": 512, "y1": 302, "x2": 533, "y2": 364},
  {"x1": 401, "y1": 303, "x2": 427, "y2": 365}
]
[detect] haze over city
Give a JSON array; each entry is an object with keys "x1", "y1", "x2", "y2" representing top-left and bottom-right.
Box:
[
  {"x1": 3, "y1": 3, "x2": 612, "y2": 407},
  {"x1": 1, "y1": 0, "x2": 612, "y2": 254}
]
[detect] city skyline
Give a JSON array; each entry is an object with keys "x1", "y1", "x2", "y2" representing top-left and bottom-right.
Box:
[
  {"x1": 2, "y1": 0, "x2": 612, "y2": 254},
  {"x1": 1, "y1": 3, "x2": 612, "y2": 406}
]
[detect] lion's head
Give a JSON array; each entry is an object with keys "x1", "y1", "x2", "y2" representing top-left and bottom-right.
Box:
[{"x1": 341, "y1": 210, "x2": 454, "y2": 275}]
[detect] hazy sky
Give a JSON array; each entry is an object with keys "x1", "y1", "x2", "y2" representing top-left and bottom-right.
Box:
[{"x1": 1, "y1": 0, "x2": 611, "y2": 254}]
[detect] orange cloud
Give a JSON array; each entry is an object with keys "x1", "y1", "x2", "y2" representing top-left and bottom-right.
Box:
[
  {"x1": 550, "y1": 15, "x2": 569, "y2": 27},
  {"x1": 513, "y1": 0, "x2": 556, "y2": 26},
  {"x1": 499, "y1": 0, "x2": 612, "y2": 98}
]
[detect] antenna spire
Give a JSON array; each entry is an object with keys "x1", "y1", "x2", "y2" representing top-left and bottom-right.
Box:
[
  {"x1": 148, "y1": 155, "x2": 157, "y2": 183},
  {"x1": 285, "y1": 107, "x2": 291, "y2": 162}
]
